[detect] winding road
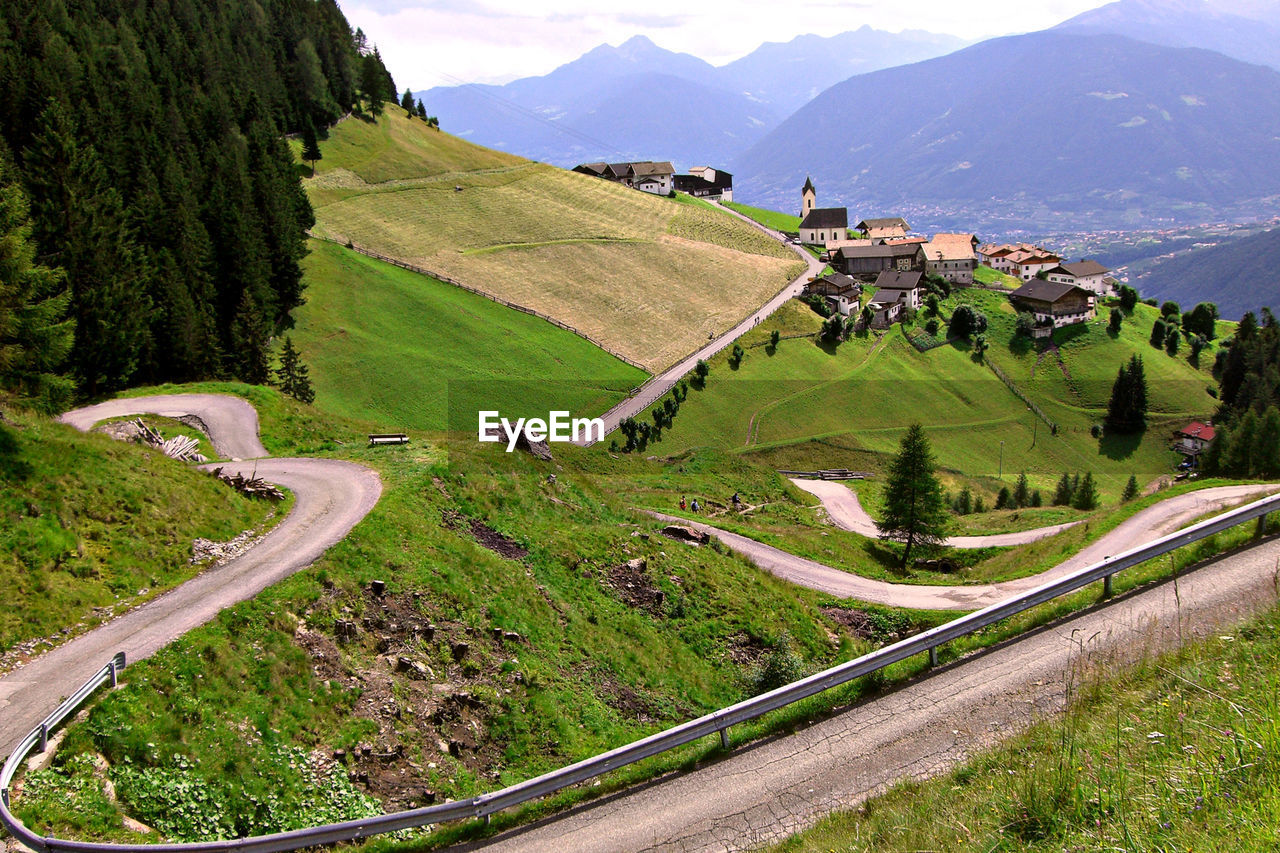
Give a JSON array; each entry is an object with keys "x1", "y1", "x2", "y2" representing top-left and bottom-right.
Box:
[
  {"x1": 6, "y1": 393, "x2": 1280, "y2": 853},
  {"x1": 654, "y1": 481, "x2": 1277, "y2": 610},
  {"x1": 0, "y1": 395, "x2": 382, "y2": 758}
]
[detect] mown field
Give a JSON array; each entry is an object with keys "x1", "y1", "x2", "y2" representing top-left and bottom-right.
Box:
[
  {"x1": 300, "y1": 112, "x2": 804, "y2": 373},
  {"x1": 623, "y1": 289, "x2": 1225, "y2": 506},
  {"x1": 293, "y1": 240, "x2": 646, "y2": 431}
]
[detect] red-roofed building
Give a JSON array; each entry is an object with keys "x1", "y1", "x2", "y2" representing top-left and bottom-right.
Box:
[{"x1": 1175, "y1": 421, "x2": 1216, "y2": 455}]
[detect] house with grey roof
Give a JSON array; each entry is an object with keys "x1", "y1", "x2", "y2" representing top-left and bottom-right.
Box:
[
  {"x1": 856, "y1": 217, "x2": 911, "y2": 243},
  {"x1": 1046, "y1": 260, "x2": 1112, "y2": 296},
  {"x1": 833, "y1": 242, "x2": 925, "y2": 278},
  {"x1": 1008, "y1": 280, "x2": 1095, "y2": 328},
  {"x1": 573, "y1": 160, "x2": 675, "y2": 195}
]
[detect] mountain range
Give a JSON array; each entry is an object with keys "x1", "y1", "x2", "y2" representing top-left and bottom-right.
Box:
[
  {"x1": 1129, "y1": 227, "x2": 1280, "y2": 320},
  {"x1": 729, "y1": 30, "x2": 1280, "y2": 231},
  {"x1": 414, "y1": 28, "x2": 966, "y2": 168}
]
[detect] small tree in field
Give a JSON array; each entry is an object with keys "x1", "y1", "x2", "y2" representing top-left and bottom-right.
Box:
[
  {"x1": 275, "y1": 336, "x2": 315, "y2": 404},
  {"x1": 1121, "y1": 475, "x2": 1139, "y2": 502},
  {"x1": 1072, "y1": 472, "x2": 1099, "y2": 510},
  {"x1": 877, "y1": 423, "x2": 950, "y2": 567},
  {"x1": 1109, "y1": 307, "x2": 1122, "y2": 334},
  {"x1": 770, "y1": 329, "x2": 780, "y2": 349}
]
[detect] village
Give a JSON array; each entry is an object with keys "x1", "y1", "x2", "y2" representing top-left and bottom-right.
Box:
[{"x1": 577, "y1": 160, "x2": 1215, "y2": 471}]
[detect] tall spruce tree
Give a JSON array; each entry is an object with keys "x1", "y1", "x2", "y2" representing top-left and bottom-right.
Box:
[
  {"x1": 1105, "y1": 355, "x2": 1148, "y2": 434},
  {"x1": 301, "y1": 119, "x2": 322, "y2": 177},
  {"x1": 0, "y1": 154, "x2": 74, "y2": 411},
  {"x1": 1053, "y1": 471, "x2": 1075, "y2": 506},
  {"x1": 877, "y1": 423, "x2": 950, "y2": 566},
  {"x1": 1071, "y1": 472, "x2": 1099, "y2": 510},
  {"x1": 274, "y1": 336, "x2": 314, "y2": 404}
]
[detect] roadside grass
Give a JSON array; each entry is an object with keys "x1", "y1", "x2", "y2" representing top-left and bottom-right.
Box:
[
  {"x1": 0, "y1": 403, "x2": 278, "y2": 657},
  {"x1": 14, "y1": 385, "x2": 1279, "y2": 848},
  {"x1": 768, "y1": 600, "x2": 1280, "y2": 853},
  {"x1": 293, "y1": 240, "x2": 646, "y2": 430},
  {"x1": 615, "y1": 291, "x2": 1211, "y2": 504},
  {"x1": 722, "y1": 201, "x2": 802, "y2": 233},
  {"x1": 302, "y1": 111, "x2": 803, "y2": 372},
  {"x1": 16, "y1": 425, "x2": 852, "y2": 842}
]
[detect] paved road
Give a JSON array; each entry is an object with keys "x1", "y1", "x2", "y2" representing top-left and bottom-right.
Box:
[
  {"x1": 583, "y1": 207, "x2": 821, "y2": 444},
  {"x1": 465, "y1": 532, "x2": 1280, "y2": 853},
  {"x1": 651, "y1": 483, "x2": 1277, "y2": 610},
  {"x1": 792, "y1": 478, "x2": 1080, "y2": 546},
  {"x1": 0, "y1": 396, "x2": 382, "y2": 757}
]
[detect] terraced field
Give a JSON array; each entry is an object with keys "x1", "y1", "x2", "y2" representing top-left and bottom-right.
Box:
[{"x1": 302, "y1": 113, "x2": 804, "y2": 373}]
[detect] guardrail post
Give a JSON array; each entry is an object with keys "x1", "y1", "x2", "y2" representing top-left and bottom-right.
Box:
[
  {"x1": 1256, "y1": 513, "x2": 1268, "y2": 540},
  {"x1": 109, "y1": 660, "x2": 118, "y2": 687},
  {"x1": 39, "y1": 723, "x2": 48, "y2": 753},
  {"x1": 928, "y1": 646, "x2": 938, "y2": 667},
  {"x1": 719, "y1": 728, "x2": 730, "y2": 750},
  {"x1": 1103, "y1": 574, "x2": 1114, "y2": 598}
]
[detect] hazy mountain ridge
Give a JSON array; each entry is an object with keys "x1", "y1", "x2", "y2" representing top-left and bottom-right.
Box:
[
  {"x1": 1131, "y1": 227, "x2": 1280, "y2": 320},
  {"x1": 416, "y1": 29, "x2": 965, "y2": 168},
  {"x1": 729, "y1": 31, "x2": 1280, "y2": 230}
]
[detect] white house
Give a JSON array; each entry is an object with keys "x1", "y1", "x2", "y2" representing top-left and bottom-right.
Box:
[
  {"x1": 1046, "y1": 260, "x2": 1112, "y2": 296},
  {"x1": 871, "y1": 270, "x2": 924, "y2": 310},
  {"x1": 1007, "y1": 248, "x2": 1062, "y2": 281}
]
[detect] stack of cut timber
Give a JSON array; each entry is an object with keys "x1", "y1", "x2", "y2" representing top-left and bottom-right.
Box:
[
  {"x1": 209, "y1": 466, "x2": 285, "y2": 501},
  {"x1": 132, "y1": 418, "x2": 208, "y2": 463}
]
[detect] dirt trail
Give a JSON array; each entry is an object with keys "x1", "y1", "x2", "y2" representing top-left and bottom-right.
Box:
[{"x1": 1, "y1": 395, "x2": 381, "y2": 757}]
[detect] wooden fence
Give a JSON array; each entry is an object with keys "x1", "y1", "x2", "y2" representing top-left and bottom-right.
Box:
[{"x1": 985, "y1": 356, "x2": 1058, "y2": 433}]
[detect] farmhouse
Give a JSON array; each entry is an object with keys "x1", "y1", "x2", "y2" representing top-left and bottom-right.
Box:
[
  {"x1": 833, "y1": 242, "x2": 925, "y2": 278},
  {"x1": 1046, "y1": 260, "x2": 1113, "y2": 296},
  {"x1": 573, "y1": 160, "x2": 675, "y2": 195},
  {"x1": 856, "y1": 217, "x2": 910, "y2": 243},
  {"x1": 871, "y1": 270, "x2": 924, "y2": 310},
  {"x1": 921, "y1": 233, "x2": 978, "y2": 285},
  {"x1": 867, "y1": 299, "x2": 903, "y2": 328},
  {"x1": 1007, "y1": 247, "x2": 1062, "y2": 281},
  {"x1": 1008, "y1": 280, "x2": 1095, "y2": 328},
  {"x1": 674, "y1": 166, "x2": 733, "y2": 201},
  {"x1": 806, "y1": 272, "x2": 862, "y2": 316},
  {"x1": 1174, "y1": 421, "x2": 1216, "y2": 457}
]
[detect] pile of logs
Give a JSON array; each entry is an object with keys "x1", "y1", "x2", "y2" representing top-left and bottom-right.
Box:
[
  {"x1": 208, "y1": 466, "x2": 285, "y2": 501},
  {"x1": 132, "y1": 418, "x2": 208, "y2": 463}
]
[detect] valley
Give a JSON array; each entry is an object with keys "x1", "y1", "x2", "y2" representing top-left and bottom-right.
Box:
[{"x1": 6, "y1": 1, "x2": 1280, "y2": 852}]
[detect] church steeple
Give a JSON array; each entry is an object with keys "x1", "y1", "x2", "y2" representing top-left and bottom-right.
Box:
[{"x1": 801, "y1": 176, "x2": 816, "y2": 219}]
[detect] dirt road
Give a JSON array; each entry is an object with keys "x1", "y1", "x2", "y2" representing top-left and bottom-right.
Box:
[
  {"x1": 466, "y1": 533, "x2": 1280, "y2": 852},
  {"x1": 0, "y1": 396, "x2": 381, "y2": 756},
  {"x1": 651, "y1": 483, "x2": 1276, "y2": 610}
]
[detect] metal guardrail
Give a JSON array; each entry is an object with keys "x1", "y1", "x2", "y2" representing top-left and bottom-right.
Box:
[{"x1": 5, "y1": 493, "x2": 1279, "y2": 852}]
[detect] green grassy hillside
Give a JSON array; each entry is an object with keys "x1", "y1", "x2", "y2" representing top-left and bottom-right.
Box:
[
  {"x1": 626, "y1": 291, "x2": 1224, "y2": 504},
  {"x1": 293, "y1": 241, "x2": 646, "y2": 431},
  {"x1": 0, "y1": 404, "x2": 277, "y2": 655},
  {"x1": 300, "y1": 111, "x2": 804, "y2": 373}
]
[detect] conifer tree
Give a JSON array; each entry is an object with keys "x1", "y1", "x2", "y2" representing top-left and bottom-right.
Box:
[
  {"x1": 1105, "y1": 355, "x2": 1148, "y2": 434},
  {"x1": 401, "y1": 88, "x2": 415, "y2": 115},
  {"x1": 1109, "y1": 307, "x2": 1122, "y2": 334},
  {"x1": 1053, "y1": 471, "x2": 1075, "y2": 506},
  {"x1": 1121, "y1": 475, "x2": 1139, "y2": 502},
  {"x1": 0, "y1": 156, "x2": 74, "y2": 411},
  {"x1": 301, "y1": 119, "x2": 322, "y2": 177},
  {"x1": 995, "y1": 486, "x2": 1012, "y2": 510},
  {"x1": 1013, "y1": 471, "x2": 1030, "y2": 508},
  {"x1": 274, "y1": 336, "x2": 314, "y2": 404},
  {"x1": 1071, "y1": 472, "x2": 1098, "y2": 510},
  {"x1": 877, "y1": 423, "x2": 950, "y2": 566},
  {"x1": 416, "y1": 100, "x2": 428, "y2": 120},
  {"x1": 1254, "y1": 407, "x2": 1280, "y2": 478}
]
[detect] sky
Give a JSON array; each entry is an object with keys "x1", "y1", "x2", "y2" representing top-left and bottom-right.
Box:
[{"x1": 338, "y1": 0, "x2": 1112, "y2": 89}]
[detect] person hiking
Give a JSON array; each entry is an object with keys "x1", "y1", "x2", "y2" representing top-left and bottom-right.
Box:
[
  {"x1": 679, "y1": 496, "x2": 686, "y2": 510},
  {"x1": 732, "y1": 491, "x2": 740, "y2": 507},
  {"x1": 691, "y1": 498, "x2": 700, "y2": 512}
]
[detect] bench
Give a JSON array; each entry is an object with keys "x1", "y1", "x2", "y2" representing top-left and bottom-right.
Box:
[{"x1": 368, "y1": 433, "x2": 409, "y2": 446}]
